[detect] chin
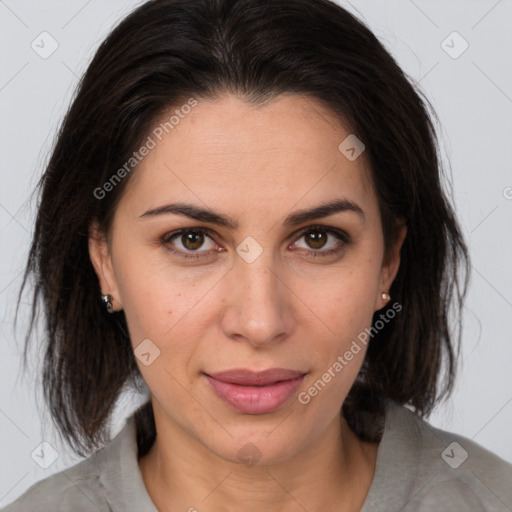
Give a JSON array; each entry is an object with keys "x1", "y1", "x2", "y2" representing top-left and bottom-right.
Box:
[{"x1": 202, "y1": 427, "x2": 304, "y2": 468}]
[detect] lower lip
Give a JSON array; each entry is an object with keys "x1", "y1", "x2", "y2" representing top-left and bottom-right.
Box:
[{"x1": 204, "y1": 374, "x2": 305, "y2": 414}]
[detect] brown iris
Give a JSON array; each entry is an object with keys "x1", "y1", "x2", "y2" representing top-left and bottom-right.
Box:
[
  {"x1": 304, "y1": 230, "x2": 328, "y2": 250},
  {"x1": 181, "y1": 230, "x2": 205, "y2": 251}
]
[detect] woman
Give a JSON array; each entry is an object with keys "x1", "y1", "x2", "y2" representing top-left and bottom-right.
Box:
[{"x1": 5, "y1": 0, "x2": 512, "y2": 510}]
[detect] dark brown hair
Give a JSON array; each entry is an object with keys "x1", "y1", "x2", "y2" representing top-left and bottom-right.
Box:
[{"x1": 18, "y1": 0, "x2": 469, "y2": 456}]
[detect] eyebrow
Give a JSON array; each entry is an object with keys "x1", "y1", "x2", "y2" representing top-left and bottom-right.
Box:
[{"x1": 138, "y1": 199, "x2": 365, "y2": 229}]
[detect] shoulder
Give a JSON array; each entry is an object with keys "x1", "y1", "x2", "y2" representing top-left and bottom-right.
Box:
[
  {"x1": 374, "y1": 399, "x2": 512, "y2": 511},
  {"x1": 2, "y1": 418, "x2": 137, "y2": 512},
  {"x1": 2, "y1": 451, "x2": 110, "y2": 512}
]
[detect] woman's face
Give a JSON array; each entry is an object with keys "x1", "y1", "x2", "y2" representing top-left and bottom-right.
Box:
[{"x1": 90, "y1": 93, "x2": 404, "y2": 464}]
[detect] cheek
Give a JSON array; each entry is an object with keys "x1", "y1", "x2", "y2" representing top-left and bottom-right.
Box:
[
  {"x1": 294, "y1": 255, "x2": 381, "y2": 401},
  {"x1": 113, "y1": 245, "x2": 195, "y2": 336},
  {"x1": 112, "y1": 248, "x2": 222, "y2": 378},
  {"x1": 304, "y1": 259, "x2": 381, "y2": 340},
  {"x1": 294, "y1": 274, "x2": 379, "y2": 420}
]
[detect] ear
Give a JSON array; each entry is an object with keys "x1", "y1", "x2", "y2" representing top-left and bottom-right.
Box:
[
  {"x1": 88, "y1": 221, "x2": 122, "y2": 311},
  {"x1": 375, "y1": 221, "x2": 407, "y2": 311}
]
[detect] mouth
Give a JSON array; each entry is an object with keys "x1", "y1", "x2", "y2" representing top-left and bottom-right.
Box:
[{"x1": 203, "y1": 368, "x2": 307, "y2": 414}]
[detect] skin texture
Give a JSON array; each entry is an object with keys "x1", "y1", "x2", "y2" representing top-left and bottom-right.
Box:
[{"x1": 89, "y1": 93, "x2": 406, "y2": 512}]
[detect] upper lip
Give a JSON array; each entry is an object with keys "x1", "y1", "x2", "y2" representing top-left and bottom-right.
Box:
[{"x1": 205, "y1": 368, "x2": 306, "y2": 386}]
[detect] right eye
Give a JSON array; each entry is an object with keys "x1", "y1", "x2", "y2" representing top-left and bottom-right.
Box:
[{"x1": 160, "y1": 228, "x2": 220, "y2": 259}]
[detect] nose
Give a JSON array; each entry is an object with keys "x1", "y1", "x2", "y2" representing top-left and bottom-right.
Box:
[{"x1": 220, "y1": 247, "x2": 295, "y2": 348}]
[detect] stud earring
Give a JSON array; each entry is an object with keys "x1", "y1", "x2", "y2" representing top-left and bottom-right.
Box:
[
  {"x1": 101, "y1": 293, "x2": 114, "y2": 313},
  {"x1": 381, "y1": 292, "x2": 391, "y2": 302}
]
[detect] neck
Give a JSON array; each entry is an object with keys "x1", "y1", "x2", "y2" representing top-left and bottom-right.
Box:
[{"x1": 139, "y1": 406, "x2": 379, "y2": 512}]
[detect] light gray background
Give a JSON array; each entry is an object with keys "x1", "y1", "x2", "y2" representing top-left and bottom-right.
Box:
[{"x1": 1, "y1": 0, "x2": 511, "y2": 506}]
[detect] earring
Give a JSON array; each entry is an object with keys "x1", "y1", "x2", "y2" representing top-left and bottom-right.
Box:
[
  {"x1": 102, "y1": 293, "x2": 114, "y2": 313},
  {"x1": 381, "y1": 292, "x2": 391, "y2": 302}
]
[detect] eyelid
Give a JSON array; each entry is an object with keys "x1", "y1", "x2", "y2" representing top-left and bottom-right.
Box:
[{"x1": 289, "y1": 224, "x2": 351, "y2": 244}]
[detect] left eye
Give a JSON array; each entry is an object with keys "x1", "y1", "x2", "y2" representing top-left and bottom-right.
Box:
[{"x1": 293, "y1": 227, "x2": 346, "y2": 252}]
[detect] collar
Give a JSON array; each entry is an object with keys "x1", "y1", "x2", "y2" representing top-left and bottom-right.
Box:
[{"x1": 98, "y1": 416, "x2": 159, "y2": 512}]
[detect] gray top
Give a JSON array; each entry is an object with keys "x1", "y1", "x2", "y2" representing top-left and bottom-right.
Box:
[{"x1": 3, "y1": 399, "x2": 512, "y2": 511}]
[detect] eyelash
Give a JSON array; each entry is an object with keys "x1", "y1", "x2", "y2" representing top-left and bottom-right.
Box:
[{"x1": 159, "y1": 225, "x2": 351, "y2": 260}]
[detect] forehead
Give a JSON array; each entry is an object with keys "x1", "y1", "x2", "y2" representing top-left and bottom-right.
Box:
[{"x1": 120, "y1": 93, "x2": 377, "y2": 221}]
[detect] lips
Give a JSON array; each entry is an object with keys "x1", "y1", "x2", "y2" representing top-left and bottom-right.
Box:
[
  {"x1": 206, "y1": 368, "x2": 306, "y2": 386},
  {"x1": 204, "y1": 368, "x2": 306, "y2": 414}
]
